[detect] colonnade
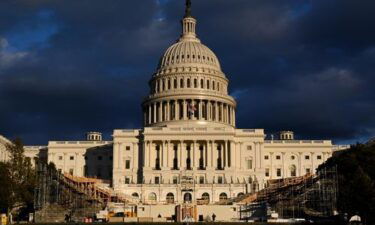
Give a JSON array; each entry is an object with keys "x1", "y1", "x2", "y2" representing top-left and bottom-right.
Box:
[
  {"x1": 143, "y1": 140, "x2": 236, "y2": 171},
  {"x1": 143, "y1": 99, "x2": 236, "y2": 126}
]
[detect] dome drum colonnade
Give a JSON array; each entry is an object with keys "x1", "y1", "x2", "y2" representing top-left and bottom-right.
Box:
[{"x1": 142, "y1": 3, "x2": 237, "y2": 128}]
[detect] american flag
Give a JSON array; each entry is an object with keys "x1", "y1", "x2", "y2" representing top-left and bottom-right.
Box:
[{"x1": 188, "y1": 103, "x2": 197, "y2": 115}]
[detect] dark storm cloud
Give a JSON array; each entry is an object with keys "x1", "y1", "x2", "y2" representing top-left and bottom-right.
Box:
[{"x1": 0, "y1": 0, "x2": 374, "y2": 144}]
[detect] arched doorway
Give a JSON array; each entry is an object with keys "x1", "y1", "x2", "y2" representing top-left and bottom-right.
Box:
[
  {"x1": 148, "y1": 192, "x2": 157, "y2": 202},
  {"x1": 184, "y1": 193, "x2": 192, "y2": 203},
  {"x1": 166, "y1": 193, "x2": 175, "y2": 204},
  {"x1": 219, "y1": 193, "x2": 228, "y2": 202},
  {"x1": 132, "y1": 193, "x2": 139, "y2": 199},
  {"x1": 202, "y1": 193, "x2": 210, "y2": 204},
  {"x1": 237, "y1": 192, "x2": 245, "y2": 198}
]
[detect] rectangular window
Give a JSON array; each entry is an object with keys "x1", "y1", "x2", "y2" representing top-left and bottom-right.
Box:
[
  {"x1": 277, "y1": 168, "x2": 282, "y2": 177},
  {"x1": 317, "y1": 155, "x2": 322, "y2": 160},
  {"x1": 125, "y1": 160, "x2": 131, "y2": 169},
  {"x1": 306, "y1": 168, "x2": 311, "y2": 174},
  {"x1": 125, "y1": 177, "x2": 130, "y2": 184},
  {"x1": 218, "y1": 176, "x2": 223, "y2": 184},
  {"x1": 173, "y1": 176, "x2": 178, "y2": 184},
  {"x1": 199, "y1": 176, "x2": 205, "y2": 184},
  {"x1": 59, "y1": 156, "x2": 63, "y2": 160},
  {"x1": 276, "y1": 155, "x2": 281, "y2": 160},
  {"x1": 264, "y1": 155, "x2": 269, "y2": 160},
  {"x1": 305, "y1": 155, "x2": 310, "y2": 160},
  {"x1": 69, "y1": 169, "x2": 74, "y2": 175},
  {"x1": 126, "y1": 146, "x2": 131, "y2": 151},
  {"x1": 265, "y1": 168, "x2": 270, "y2": 177},
  {"x1": 155, "y1": 177, "x2": 160, "y2": 184},
  {"x1": 246, "y1": 160, "x2": 253, "y2": 170},
  {"x1": 247, "y1": 145, "x2": 252, "y2": 150},
  {"x1": 70, "y1": 156, "x2": 74, "y2": 160}
]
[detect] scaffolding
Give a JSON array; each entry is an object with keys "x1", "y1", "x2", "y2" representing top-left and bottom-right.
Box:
[
  {"x1": 34, "y1": 162, "x2": 137, "y2": 221},
  {"x1": 238, "y1": 167, "x2": 338, "y2": 221}
]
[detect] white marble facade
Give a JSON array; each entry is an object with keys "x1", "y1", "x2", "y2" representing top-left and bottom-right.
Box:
[{"x1": 0, "y1": 2, "x2": 350, "y2": 207}]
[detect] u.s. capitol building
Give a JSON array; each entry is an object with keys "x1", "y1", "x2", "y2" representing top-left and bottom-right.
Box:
[{"x1": 0, "y1": 0, "x2": 348, "y2": 221}]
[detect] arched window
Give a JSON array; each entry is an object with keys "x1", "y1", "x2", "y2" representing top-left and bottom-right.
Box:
[
  {"x1": 174, "y1": 79, "x2": 178, "y2": 89},
  {"x1": 180, "y1": 79, "x2": 184, "y2": 88},
  {"x1": 187, "y1": 78, "x2": 191, "y2": 88},
  {"x1": 290, "y1": 165, "x2": 297, "y2": 177},
  {"x1": 207, "y1": 80, "x2": 210, "y2": 89},
  {"x1": 184, "y1": 193, "x2": 192, "y2": 203},
  {"x1": 219, "y1": 193, "x2": 228, "y2": 202},
  {"x1": 202, "y1": 193, "x2": 210, "y2": 204},
  {"x1": 166, "y1": 193, "x2": 175, "y2": 204},
  {"x1": 194, "y1": 79, "x2": 198, "y2": 88},
  {"x1": 162, "y1": 80, "x2": 165, "y2": 91},
  {"x1": 148, "y1": 192, "x2": 157, "y2": 201},
  {"x1": 212, "y1": 81, "x2": 215, "y2": 90},
  {"x1": 168, "y1": 79, "x2": 171, "y2": 90},
  {"x1": 200, "y1": 79, "x2": 204, "y2": 88},
  {"x1": 132, "y1": 193, "x2": 139, "y2": 199}
]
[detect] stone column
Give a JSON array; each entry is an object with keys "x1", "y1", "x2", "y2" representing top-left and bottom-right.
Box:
[
  {"x1": 153, "y1": 103, "x2": 157, "y2": 123},
  {"x1": 213, "y1": 141, "x2": 218, "y2": 169},
  {"x1": 175, "y1": 100, "x2": 179, "y2": 120},
  {"x1": 158, "y1": 102, "x2": 163, "y2": 122},
  {"x1": 215, "y1": 102, "x2": 219, "y2": 122},
  {"x1": 167, "y1": 141, "x2": 172, "y2": 168},
  {"x1": 239, "y1": 142, "x2": 243, "y2": 170},
  {"x1": 230, "y1": 141, "x2": 236, "y2": 169},
  {"x1": 74, "y1": 153, "x2": 79, "y2": 176},
  {"x1": 270, "y1": 152, "x2": 274, "y2": 179},
  {"x1": 208, "y1": 141, "x2": 212, "y2": 168},
  {"x1": 220, "y1": 103, "x2": 224, "y2": 123},
  {"x1": 143, "y1": 142, "x2": 147, "y2": 168},
  {"x1": 222, "y1": 142, "x2": 225, "y2": 169},
  {"x1": 311, "y1": 152, "x2": 315, "y2": 174},
  {"x1": 114, "y1": 142, "x2": 120, "y2": 169},
  {"x1": 179, "y1": 141, "x2": 184, "y2": 169},
  {"x1": 159, "y1": 79, "x2": 162, "y2": 92},
  {"x1": 193, "y1": 141, "x2": 197, "y2": 168},
  {"x1": 198, "y1": 100, "x2": 202, "y2": 120},
  {"x1": 118, "y1": 143, "x2": 123, "y2": 170},
  {"x1": 133, "y1": 142, "x2": 139, "y2": 170},
  {"x1": 298, "y1": 152, "x2": 302, "y2": 176},
  {"x1": 226, "y1": 141, "x2": 231, "y2": 168},
  {"x1": 254, "y1": 142, "x2": 262, "y2": 169},
  {"x1": 163, "y1": 142, "x2": 168, "y2": 169},
  {"x1": 148, "y1": 141, "x2": 152, "y2": 168},
  {"x1": 148, "y1": 104, "x2": 152, "y2": 124},
  {"x1": 183, "y1": 100, "x2": 187, "y2": 120},
  {"x1": 167, "y1": 101, "x2": 170, "y2": 121}
]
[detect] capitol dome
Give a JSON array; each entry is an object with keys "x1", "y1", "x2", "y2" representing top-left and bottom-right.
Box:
[
  {"x1": 157, "y1": 37, "x2": 222, "y2": 73},
  {"x1": 142, "y1": 1, "x2": 237, "y2": 128}
]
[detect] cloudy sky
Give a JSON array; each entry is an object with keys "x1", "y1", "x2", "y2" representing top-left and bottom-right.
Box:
[{"x1": 0, "y1": 0, "x2": 374, "y2": 145}]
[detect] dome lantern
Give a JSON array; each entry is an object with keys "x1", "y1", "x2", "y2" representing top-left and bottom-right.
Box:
[{"x1": 180, "y1": 0, "x2": 198, "y2": 42}]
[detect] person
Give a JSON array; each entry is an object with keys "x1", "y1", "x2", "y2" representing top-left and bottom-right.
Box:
[{"x1": 212, "y1": 213, "x2": 216, "y2": 222}]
